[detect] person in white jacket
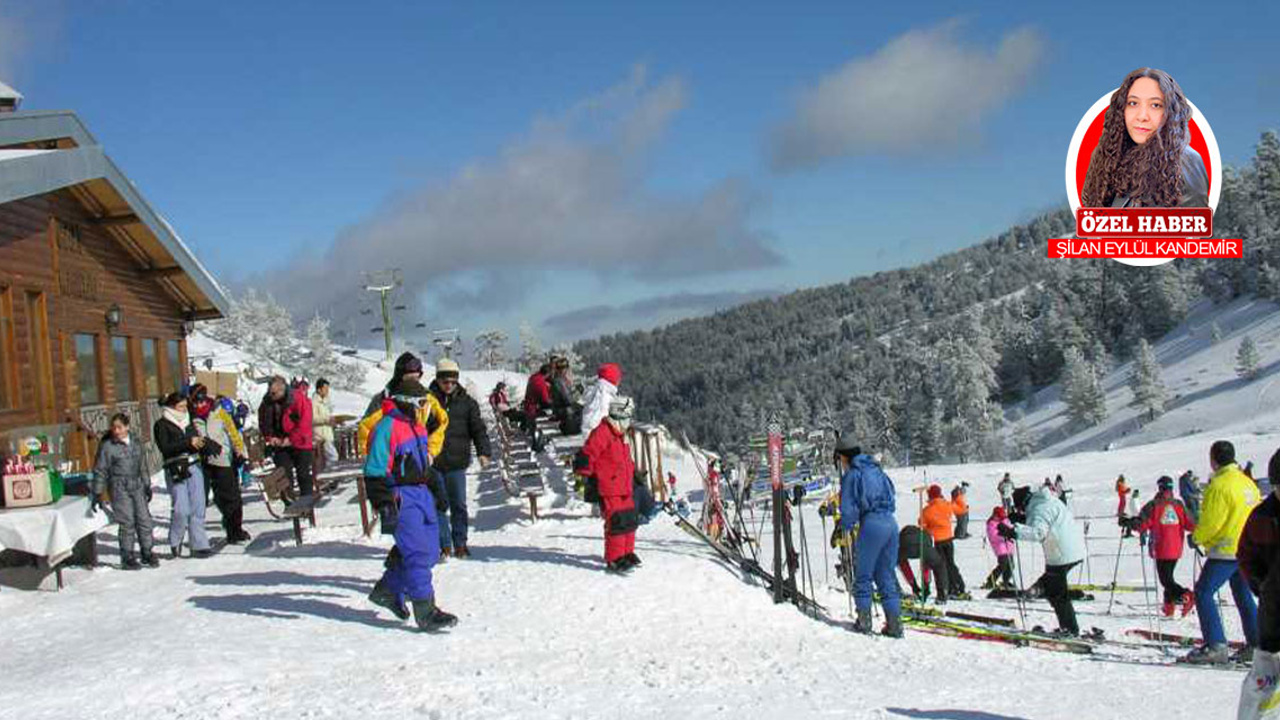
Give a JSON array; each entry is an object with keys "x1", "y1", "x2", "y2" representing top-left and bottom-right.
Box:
[
  {"x1": 581, "y1": 363, "x2": 622, "y2": 435},
  {"x1": 312, "y1": 378, "x2": 338, "y2": 473}
]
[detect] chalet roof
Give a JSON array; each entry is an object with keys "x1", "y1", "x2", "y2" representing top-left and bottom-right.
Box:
[{"x1": 0, "y1": 111, "x2": 228, "y2": 319}]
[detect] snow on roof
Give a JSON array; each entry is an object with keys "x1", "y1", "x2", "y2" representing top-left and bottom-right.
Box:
[
  {"x1": 0, "y1": 80, "x2": 21, "y2": 101},
  {"x1": 0, "y1": 148, "x2": 51, "y2": 161}
]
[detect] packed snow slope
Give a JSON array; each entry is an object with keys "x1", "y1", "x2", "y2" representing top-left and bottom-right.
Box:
[
  {"x1": 1023, "y1": 297, "x2": 1280, "y2": 457},
  {"x1": 0, "y1": 403, "x2": 1253, "y2": 720}
]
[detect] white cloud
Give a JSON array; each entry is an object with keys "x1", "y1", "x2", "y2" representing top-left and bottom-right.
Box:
[
  {"x1": 770, "y1": 20, "x2": 1044, "y2": 171},
  {"x1": 271, "y1": 65, "x2": 781, "y2": 326}
]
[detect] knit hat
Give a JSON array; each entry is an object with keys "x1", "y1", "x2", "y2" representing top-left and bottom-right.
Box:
[
  {"x1": 436, "y1": 358, "x2": 460, "y2": 379},
  {"x1": 927, "y1": 484, "x2": 943, "y2": 500},
  {"x1": 394, "y1": 351, "x2": 423, "y2": 378},
  {"x1": 598, "y1": 363, "x2": 622, "y2": 386},
  {"x1": 993, "y1": 506, "x2": 1008, "y2": 520},
  {"x1": 1157, "y1": 476, "x2": 1174, "y2": 493}
]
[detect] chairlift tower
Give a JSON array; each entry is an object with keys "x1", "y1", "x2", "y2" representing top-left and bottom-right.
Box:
[{"x1": 362, "y1": 269, "x2": 403, "y2": 363}]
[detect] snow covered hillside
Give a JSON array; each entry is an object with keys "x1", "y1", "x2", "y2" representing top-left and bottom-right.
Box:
[{"x1": 1021, "y1": 297, "x2": 1280, "y2": 458}]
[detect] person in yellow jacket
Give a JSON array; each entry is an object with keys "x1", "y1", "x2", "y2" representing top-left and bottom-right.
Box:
[
  {"x1": 1184, "y1": 440, "x2": 1261, "y2": 665},
  {"x1": 358, "y1": 391, "x2": 448, "y2": 523}
]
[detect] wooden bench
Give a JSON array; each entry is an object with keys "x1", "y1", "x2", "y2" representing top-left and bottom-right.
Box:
[{"x1": 280, "y1": 494, "x2": 319, "y2": 546}]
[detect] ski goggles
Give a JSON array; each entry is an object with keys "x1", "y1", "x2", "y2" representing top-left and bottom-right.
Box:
[{"x1": 391, "y1": 394, "x2": 430, "y2": 408}]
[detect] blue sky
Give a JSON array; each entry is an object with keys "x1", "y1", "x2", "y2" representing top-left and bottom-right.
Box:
[{"x1": 3, "y1": 1, "x2": 1278, "y2": 348}]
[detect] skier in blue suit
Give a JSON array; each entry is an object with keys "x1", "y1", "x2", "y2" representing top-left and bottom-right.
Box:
[{"x1": 837, "y1": 433, "x2": 902, "y2": 638}]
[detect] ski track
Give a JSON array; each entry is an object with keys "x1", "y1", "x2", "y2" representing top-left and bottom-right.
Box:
[{"x1": 0, "y1": 451, "x2": 1247, "y2": 720}]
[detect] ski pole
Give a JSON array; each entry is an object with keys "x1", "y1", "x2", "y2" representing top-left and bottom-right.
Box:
[
  {"x1": 819, "y1": 509, "x2": 831, "y2": 591},
  {"x1": 1012, "y1": 536, "x2": 1029, "y2": 632},
  {"x1": 1107, "y1": 525, "x2": 1127, "y2": 616},
  {"x1": 1138, "y1": 533, "x2": 1157, "y2": 641}
]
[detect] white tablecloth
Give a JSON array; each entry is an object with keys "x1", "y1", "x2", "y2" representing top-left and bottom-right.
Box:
[{"x1": 0, "y1": 496, "x2": 108, "y2": 566}]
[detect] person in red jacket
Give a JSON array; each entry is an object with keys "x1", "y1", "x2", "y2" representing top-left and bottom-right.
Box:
[
  {"x1": 522, "y1": 363, "x2": 553, "y2": 429},
  {"x1": 258, "y1": 376, "x2": 316, "y2": 497},
  {"x1": 575, "y1": 395, "x2": 640, "y2": 573},
  {"x1": 1129, "y1": 476, "x2": 1196, "y2": 616}
]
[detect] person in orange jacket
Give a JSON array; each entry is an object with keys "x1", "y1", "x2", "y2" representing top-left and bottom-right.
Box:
[
  {"x1": 1116, "y1": 475, "x2": 1133, "y2": 538},
  {"x1": 920, "y1": 484, "x2": 966, "y2": 597}
]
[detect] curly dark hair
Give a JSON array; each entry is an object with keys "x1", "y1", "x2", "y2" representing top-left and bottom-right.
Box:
[{"x1": 1081, "y1": 67, "x2": 1190, "y2": 207}]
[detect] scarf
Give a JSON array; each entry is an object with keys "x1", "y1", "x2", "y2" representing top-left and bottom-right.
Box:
[{"x1": 163, "y1": 406, "x2": 191, "y2": 432}]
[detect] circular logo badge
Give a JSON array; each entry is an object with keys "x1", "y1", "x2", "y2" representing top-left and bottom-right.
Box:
[{"x1": 1064, "y1": 89, "x2": 1221, "y2": 266}]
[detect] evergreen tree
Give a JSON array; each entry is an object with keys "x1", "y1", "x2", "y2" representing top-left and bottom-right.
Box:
[
  {"x1": 302, "y1": 315, "x2": 366, "y2": 391},
  {"x1": 517, "y1": 322, "x2": 544, "y2": 373},
  {"x1": 473, "y1": 329, "x2": 510, "y2": 370},
  {"x1": 1129, "y1": 339, "x2": 1167, "y2": 421},
  {"x1": 1011, "y1": 421, "x2": 1034, "y2": 460},
  {"x1": 1237, "y1": 335, "x2": 1261, "y2": 381},
  {"x1": 1062, "y1": 346, "x2": 1107, "y2": 427},
  {"x1": 912, "y1": 396, "x2": 944, "y2": 465}
]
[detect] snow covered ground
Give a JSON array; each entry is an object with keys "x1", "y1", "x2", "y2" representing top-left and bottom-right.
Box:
[{"x1": 0, "y1": 392, "x2": 1256, "y2": 719}]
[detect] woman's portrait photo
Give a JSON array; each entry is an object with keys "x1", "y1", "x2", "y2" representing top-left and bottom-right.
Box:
[{"x1": 1080, "y1": 67, "x2": 1210, "y2": 208}]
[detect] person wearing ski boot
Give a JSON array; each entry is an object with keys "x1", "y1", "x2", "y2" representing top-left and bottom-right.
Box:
[
  {"x1": 364, "y1": 378, "x2": 458, "y2": 632},
  {"x1": 358, "y1": 352, "x2": 447, "y2": 534},
  {"x1": 983, "y1": 506, "x2": 1016, "y2": 590},
  {"x1": 897, "y1": 523, "x2": 949, "y2": 604},
  {"x1": 951, "y1": 485, "x2": 971, "y2": 539},
  {"x1": 920, "y1": 484, "x2": 967, "y2": 599},
  {"x1": 836, "y1": 434, "x2": 902, "y2": 638},
  {"x1": 429, "y1": 358, "x2": 492, "y2": 560},
  {"x1": 575, "y1": 395, "x2": 641, "y2": 573},
  {"x1": 998, "y1": 473, "x2": 1015, "y2": 512},
  {"x1": 92, "y1": 413, "x2": 160, "y2": 570},
  {"x1": 1185, "y1": 440, "x2": 1261, "y2": 665},
  {"x1": 1124, "y1": 476, "x2": 1196, "y2": 617},
  {"x1": 1116, "y1": 475, "x2": 1133, "y2": 537},
  {"x1": 1237, "y1": 448, "x2": 1280, "y2": 717},
  {"x1": 1000, "y1": 485, "x2": 1086, "y2": 636}
]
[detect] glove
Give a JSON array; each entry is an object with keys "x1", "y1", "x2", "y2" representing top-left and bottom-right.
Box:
[
  {"x1": 1187, "y1": 535, "x2": 1202, "y2": 554},
  {"x1": 91, "y1": 493, "x2": 108, "y2": 513},
  {"x1": 817, "y1": 503, "x2": 831, "y2": 518},
  {"x1": 997, "y1": 523, "x2": 1017, "y2": 541},
  {"x1": 1008, "y1": 511, "x2": 1027, "y2": 525},
  {"x1": 144, "y1": 485, "x2": 154, "y2": 503}
]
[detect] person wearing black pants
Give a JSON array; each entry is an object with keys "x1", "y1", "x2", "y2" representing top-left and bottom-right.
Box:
[
  {"x1": 1040, "y1": 561, "x2": 1082, "y2": 636},
  {"x1": 897, "y1": 524, "x2": 950, "y2": 602},
  {"x1": 935, "y1": 539, "x2": 966, "y2": 597},
  {"x1": 1156, "y1": 559, "x2": 1188, "y2": 605}
]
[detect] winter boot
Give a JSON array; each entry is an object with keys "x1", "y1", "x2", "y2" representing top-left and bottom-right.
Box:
[
  {"x1": 623, "y1": 553, "x2": 642, "y2": 568},
  {"x1": 606, "y1": 559, "x2": 634, "y2": 574},
  {"x1": 853, "y1": 612, "x2": 873, "y2": 634},
  {"x1": 1161, "y1": 601, "x2": 1175, "y2": 618},
  {"x1": 453, "y1": 546, "x2": 470, "y2": 559},
  {"x1": 368, "y1": 580, "x2": 410, "y2": 620},
  {"x1": 1232, "y1": 645, "x2": 1256, "y2": 665},
  {"x1": 412, "y1": 598, "x2": 458, "y2": 632},
  {"x1": 171, "y1": 545, "x2": 181, "y2": 560},
  {"x1": 141, "y1": 550, "x2": 160, "y2": 568},
  {"x1": 1180, "y1": 591, "x2": 1196, "y2": 618},
  {"x1": 1180, "y1": 644, "x2": 1229, "y2": 665},
  {"x1": 882, "y1": 614, "x2": 904, "y2": 639},
  {"x1": 122, "y1": 553, "x2": 143, "y2": 571}
]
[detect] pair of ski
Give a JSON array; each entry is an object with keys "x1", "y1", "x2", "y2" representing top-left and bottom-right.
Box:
[{"x1": 662, "y1": 500, "x2": 825, "y2": 613}]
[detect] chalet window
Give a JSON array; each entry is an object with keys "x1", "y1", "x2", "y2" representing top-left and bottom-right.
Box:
[
  {"x1": 166, "y1": 339, "x2": 182, "y2": 392},
  {"x1": 142, "y1": 339, "x2": 160, "y2": 398},
  {"x1": 0, "y1": 286, "x2": 14, "y2": 410},
  {"x1": 112, "y1": 336, "x2": 133, "y2": 402},
  {"x1": 74, "y1": 333, "x2": 102, "y2": 405}
]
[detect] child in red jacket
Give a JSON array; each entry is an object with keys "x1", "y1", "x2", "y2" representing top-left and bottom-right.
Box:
[
  {"x1": 1129, "y1": 476, "x2": 1196, "y2": 616},
  {"x1": 575, "y1": 396, "x2": 640, "y2": 573}
]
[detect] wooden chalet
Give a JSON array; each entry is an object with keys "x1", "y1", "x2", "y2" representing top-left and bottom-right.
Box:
[{"x1": 0, "y1": 100, "x2": 229, "y2": 468}]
